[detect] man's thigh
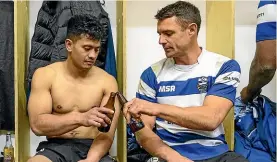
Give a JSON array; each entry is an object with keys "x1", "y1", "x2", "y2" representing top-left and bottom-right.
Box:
[
  {"x1": 27, "y1": 155, "x2": 52, "y2": 162},
  {"x1": 195, "y1": 151, "x2": 249, "y2": 162},
  {"x1": 36, "y1": 145, "x2": 81, "y2": 162}
]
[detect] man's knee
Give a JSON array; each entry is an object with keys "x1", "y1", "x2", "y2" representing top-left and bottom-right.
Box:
[
  {"x1": 27, "y1": 155, "x2": 52, "y2": 162},
  {"x1": 222, "y1": 151, "x2": 249, "y2": 162},
  {"x1": 146, "y1": 157, "x2": 167, "y2": 162},
  {"x1": 99, "y1": 155, "x2": 117, "y2": 162}
]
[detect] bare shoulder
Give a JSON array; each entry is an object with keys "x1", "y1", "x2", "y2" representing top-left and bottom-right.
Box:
[
  {"x1": 93, "y1": 66, "x2": 117, "y2": 82},
  {"x1": 32, "y1": 62, "x2": 60, "y2": 88},
  {"x1": 93, "y1": 66, "x2": 118, "y2": 88}
]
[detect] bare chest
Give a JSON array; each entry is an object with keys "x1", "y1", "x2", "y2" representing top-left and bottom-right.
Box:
[{"x1": 51, "y1": 78, "x2": 104, "y2": 113}]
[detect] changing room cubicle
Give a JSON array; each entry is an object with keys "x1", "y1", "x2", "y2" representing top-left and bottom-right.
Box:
[{"x1": 1, "y1": 0, "x2": 275, "y2": 162}]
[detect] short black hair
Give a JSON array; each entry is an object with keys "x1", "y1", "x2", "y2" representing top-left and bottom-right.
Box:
[
  {"x1": 67, "y1": 14, "x2": 104, "y2": 41},
  {"x1": 155, "y1": 1, "x2": 201, "y2": 34}
]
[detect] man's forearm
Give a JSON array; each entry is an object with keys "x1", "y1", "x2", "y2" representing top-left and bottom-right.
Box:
[
  {"x1": 136, "y1": 127, "x2": 182, "y2": 161},
  {"x1": 85, "y1": 98, "x2": 120, "y2": 161},
  {"x1": 247, "y1": 57, "x2": 276, "y2": 94},
  {"x1": 31, "y1": 111, "x2": 82, "y2": 136},
  {"x1": 153, "y1": 104, "x2": 218, "y2": 131},
  {"x1": 247, "y1": 40, "x2": 276, "y2": 94},
  {"x1": 86, "y1": 133, "x2": 113, "y2": 161}
]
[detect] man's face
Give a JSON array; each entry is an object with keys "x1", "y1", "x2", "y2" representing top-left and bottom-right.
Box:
[
  {"x1": 66, "y1": 35, "x2": 100, "y2": 69},
  {"x1": 157, "y1": 16, "x2": 193, "y2": 58}
]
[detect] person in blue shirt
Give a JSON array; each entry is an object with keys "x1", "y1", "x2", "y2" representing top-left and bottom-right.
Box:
[
  {"x1": 240, "y1": 0, "x2": 276, "y2": 103},
  {"x1": 123, "y1": 1, "x2": 248, "y2": 162}
]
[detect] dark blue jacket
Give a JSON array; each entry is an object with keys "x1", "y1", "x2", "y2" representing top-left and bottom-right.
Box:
[{"x1": 234, "y1": 95, "x2": 276, "y2": 162}]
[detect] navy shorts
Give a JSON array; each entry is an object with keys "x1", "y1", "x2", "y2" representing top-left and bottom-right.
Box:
[
  {"x1": 145, "y1": 151, "x2": 248, "y2": 162},
  {"x1": 36, "y1": 138, "x2": 116, "y2": 162},
  {"x1": 194, "y1": 151, "x2": 249, "y2": 162}
]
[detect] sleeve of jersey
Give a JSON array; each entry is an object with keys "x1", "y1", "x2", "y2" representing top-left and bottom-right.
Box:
[
  {"x1": 256, "y1": 0, "x2": 276, "y2": 42},
  {"x1": 206, "y1": 60, "x2": 241, "y2": 104},
  {"x1": 136, "y1": 67, "x2": 158, "y2": 103}
]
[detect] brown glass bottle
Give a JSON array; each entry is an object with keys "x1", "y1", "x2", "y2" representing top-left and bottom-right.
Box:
[
  {"x1": 98, "y1": 92, "x2": 116, "y2": 133},
  {"x1": 116, "y1": 92, "x2": 145, "y2": 133}
]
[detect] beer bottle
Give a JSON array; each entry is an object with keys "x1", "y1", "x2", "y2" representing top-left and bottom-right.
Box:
[
  {"x1": 3, "y1": 132, "x2": 14, "y2": 162},
  {"x1": 116, "y1": 92, "x2": 145, "y2": 133},
  {"x1": 98, "y1": 92, "x2": 116, "y2": 133}
]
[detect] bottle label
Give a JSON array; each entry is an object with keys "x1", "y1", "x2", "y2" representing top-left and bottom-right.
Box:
[
  {"x1": 130, "y1": 118, "x2": 145, "y2": 133},
  {"x1": 4, "y1": 148, "x2": 14, "y2": 162}
]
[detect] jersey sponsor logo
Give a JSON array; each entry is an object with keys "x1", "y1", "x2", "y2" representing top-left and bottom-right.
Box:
[
  {"x1": 197, "y1": 76, "x2": 208, "y2": 93},
  {"x1": 257, "y1": 4, "x2": 277, "y2": 24},
  {"x1": 257, "y1": 12, "x2": 264, "y2": 19},
  {"x1": 158, "y1": 85, "x2": 175, "y2": 92},
  {"x1": 223, "y1": 76, "x2": 240, "y2": 82}
]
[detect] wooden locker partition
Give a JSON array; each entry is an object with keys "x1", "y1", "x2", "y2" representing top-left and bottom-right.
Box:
[
  {"x1": 14, "y1": 1, "x2": 30, "y2": 162},
  {"x1": 116, "y1": 0, "x2": 127, "y2": 162},
  {"x1": 206, "y1": 1, "x2": 235, "y2": 150}
]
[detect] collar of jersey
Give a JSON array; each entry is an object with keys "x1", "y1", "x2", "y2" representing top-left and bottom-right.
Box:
[{"x1": 171, "y1": 47, "x2": 205, "y2": 72}]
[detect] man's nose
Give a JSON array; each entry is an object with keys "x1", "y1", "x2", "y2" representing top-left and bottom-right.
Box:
[
  {"x1": 88, "y1": 51, "x2": 97, "y2": 59},
  {"x1": 159, "y1": 35, "x2": 167, "y2": 45}
]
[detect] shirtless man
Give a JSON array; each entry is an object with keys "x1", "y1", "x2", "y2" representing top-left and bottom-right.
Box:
[{"x1": 27, "y1": 14, "x2": 120, "y2": 162}]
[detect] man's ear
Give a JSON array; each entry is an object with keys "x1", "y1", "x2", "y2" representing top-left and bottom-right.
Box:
[
  {"x1": 65, "y1": 38, "x2": 73, "y2": 52},
  {"x1": 188, "y1": 23, "x2": 197, "y2": 36}
]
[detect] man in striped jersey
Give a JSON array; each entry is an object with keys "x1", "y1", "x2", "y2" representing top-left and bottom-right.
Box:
[
  {"x1": 123, "y1": 1, "x2": 248, "y2": 162},
  {"x1": 240, "y1": 0, "x2": 276, "y2": 103}
]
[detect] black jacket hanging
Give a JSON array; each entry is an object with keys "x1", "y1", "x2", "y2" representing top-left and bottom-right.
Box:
[
  {"x1": 27, "y1": 1, "x2": 110, "y2": 89},
  {"x1": 0, "y1": 1, "x2": 14, "y2": 131}
]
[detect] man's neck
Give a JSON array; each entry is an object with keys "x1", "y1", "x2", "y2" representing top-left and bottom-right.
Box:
[
  {"x1": 174, "y1": 44, "x2": 202, "y2": 65},
  {"x1": 64, "y1": 58, "x2": 92, "y2": 79}
]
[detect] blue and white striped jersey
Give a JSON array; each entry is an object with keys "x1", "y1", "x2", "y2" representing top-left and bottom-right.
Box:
[
  {"x1": 256, "y1": 0, "x2": 276, "y2": 42},
  {"x1": 136, "y1": 49, "x2": 241, "y2": 160}
]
